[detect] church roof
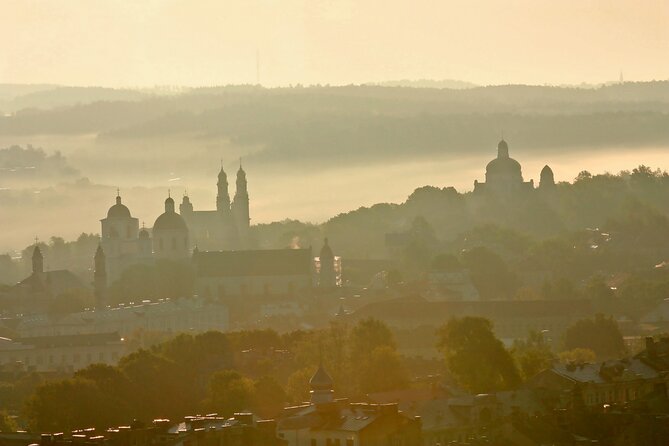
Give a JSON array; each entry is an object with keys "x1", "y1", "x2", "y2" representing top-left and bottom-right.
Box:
[
  {"x1": 106, "y1": 196, "x2": 132, "y2": 219},
  {"x1": 486, "y1": 156, "x2": 522, "y2": 175},
  {"x1": 153, "y1": 211, "x2": 188, "y2": 232},
  {"x1": 16, "y1": 270, "x2": 86, "y2": 295},
  {"x1": 310, "y1": 364, "x2": 334, "y2": 390},
  {"x1": 194, "y1": 249, "x2": 312, "y2": 277}
]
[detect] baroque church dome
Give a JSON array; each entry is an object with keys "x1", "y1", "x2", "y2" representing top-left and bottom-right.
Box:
[
  {"x1": 153, "y1": 196, "x2": 188, "y2": 232},
  {"x1": 485, "y1": 139, "x2": 522, "y2": 177},
  {"x1": 106, "y1": 195, "x2": 132, "y2": 219}
]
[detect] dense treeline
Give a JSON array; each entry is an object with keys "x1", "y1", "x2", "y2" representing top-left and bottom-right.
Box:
[{"x1": 9, "y1": 314, "x2": 627, "y2": 433}]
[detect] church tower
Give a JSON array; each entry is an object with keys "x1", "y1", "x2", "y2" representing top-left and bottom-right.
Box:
[
  {"x1": 232, "y1": 163, "x2": 250, "y2": 247},
  {"x1": 94, "y1": 244, "x2": 107, "y2": 309},
  {"x1": 319, "y1": 238, "x2": 336, "y2": 288},
  {"x1": 32, "y1": 245, "x2": 43, "y2": 275},
  {"x1": 309, "y1": 364, "x2": 335, "y2": 406},
  {"x1": 216, "y1": 166, "x2": 231, "y2": 212}
]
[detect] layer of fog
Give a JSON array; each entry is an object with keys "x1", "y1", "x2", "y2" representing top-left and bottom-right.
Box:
[{"x1": 2, "y1": 138, "x2": 668, "y2": 253}]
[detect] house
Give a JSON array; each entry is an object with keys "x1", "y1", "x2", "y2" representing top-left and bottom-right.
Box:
[
  {"x1": 527, "y1": 358, "x2": 666, "y2": 409},
  {"x1": 277, "y1": 365, "x2": 422, "y2": 446}
]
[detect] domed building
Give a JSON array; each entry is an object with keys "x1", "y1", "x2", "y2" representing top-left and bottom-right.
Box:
[
  {"x1": 539, "y1": 165, "x2": 556, "y2": 190},
  {"x1": 474, "y1": 139, "x2": 534, "y2": 195},
  {"x1": 100, "y1": 192, "x2": 143, "y2": 280},
  {"x1": 152, "y1": 195, "x2": 190, "y2": 260}
]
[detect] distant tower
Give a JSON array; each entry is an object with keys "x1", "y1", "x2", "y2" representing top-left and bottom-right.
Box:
[
  {"x1": 180, "y1": 194, "x2": 194, "y2": 215},
  {"x1": 94, "y1": 244, "x2": 107, "y2": 309},
  {"x1": 216, "y1": 166, "x2": 231, "y2": 212},
  {"x1": 309, "y1": 364, "x2": 334, "y2": 406},
  {"x1": 539, "y1": 165, "x2": 556, "y2": 190},
  {"x1": 319, "y1": 238, "x2": 336, "y2": 288},
  {"x1": 32, "y1": 245, "x2": 44, "y2": 275},
  {"x1": 232, "y1": 161, "x2": 250, "y2": 246},
  {"x1": 619, "y1": 71, "x2": 624, "y2": 84},
  {"x1": 138, "y1": 224, "x2": 152, "y2": 258}
]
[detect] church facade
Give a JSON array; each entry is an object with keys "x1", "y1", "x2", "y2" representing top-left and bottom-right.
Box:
[{"x1": 179, "y1": 164, "x2": 250, "y2": 251}]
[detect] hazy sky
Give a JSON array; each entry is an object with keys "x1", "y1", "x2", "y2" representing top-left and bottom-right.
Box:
[{"x1": 1, "y1": 0, "x2": 667, "y2": 87}]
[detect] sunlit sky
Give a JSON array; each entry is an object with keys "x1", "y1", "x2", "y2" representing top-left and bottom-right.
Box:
[{"x1": 1, "y1": 0, "x2": 667, "y2": 87}]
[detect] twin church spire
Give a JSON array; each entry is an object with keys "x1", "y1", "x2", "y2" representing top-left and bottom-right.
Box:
[{"x1": 216, "y1": 161, "x2": 248, "y2": 217}]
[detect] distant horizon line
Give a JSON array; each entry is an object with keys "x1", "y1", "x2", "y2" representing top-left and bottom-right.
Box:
[{"x1": 2, "y1": 78, "x2": 668, "y2": 92}]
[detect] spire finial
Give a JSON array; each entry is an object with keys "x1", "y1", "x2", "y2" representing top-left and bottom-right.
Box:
[
  {"x1": 34, "y1": 236, "x2": 39, "y2": 246},
  {"x1": 116, "y1": 187, "x2": 120, "y2": 197},
  {"x1": 168, "y1": 189, "x2": 171, "y2": 198},
  {"x1": 239, "y1": 157, "x2": 242, "y2": 169}
]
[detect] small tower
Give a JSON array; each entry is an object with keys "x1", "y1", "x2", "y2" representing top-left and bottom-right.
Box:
[
  {"x1": 180, "y1": 194, "x2": 194, "y2": 215},
  {"x1": 319, "y1": 238, "x2": 336, "y2": 288},
  {"x1": 232, "y1": 161, "x2": 250, "y2": 246},
  {"x1": 138, "y1": 223, "x2": 152, "y2": 258},
  {"x1": 309, "y1": 364, "x2": 334, "y2": 406},
  {"x1": 539, "y1": 165, "x2": 556, "y2": 190},
  {"x1": 32, "y1": 245, "x2": 44, "y2": 275},
  {"x1": 216, "y1": 166, "x2": 231, "y2": 212},
  {"x1": 94, "y1": 244, "x2": 107, "y2": 309}
]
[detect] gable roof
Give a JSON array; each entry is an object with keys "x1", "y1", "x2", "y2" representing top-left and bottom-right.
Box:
[
  {"x1": 15, "y1": 270, "x2": 86, "y2": 295},
  {"x1": 195, "y1": 249, "x2": 313, "y2": 277}
]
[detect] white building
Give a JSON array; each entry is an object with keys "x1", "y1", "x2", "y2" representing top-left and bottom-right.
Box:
[
  {"x1": 0, "y1": 332, "x2": 125, "y2": 373},
  {"x1": 15, "y1": 296, "x2": 229, "y2": 337}
]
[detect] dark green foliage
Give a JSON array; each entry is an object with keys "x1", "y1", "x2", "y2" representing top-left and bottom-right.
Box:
[
  {"x1": 511, "y1": 331, "x2": 556, "y2": 379},
  {"x1": 461, "y1": 247, "x2": 520, "y2": 299},
  {"x1": 437, "y1": 317, "x2": 521, "y2": 393},
  {"x1": 563, "y1": 314, "x2": 626, "y2": 359}
]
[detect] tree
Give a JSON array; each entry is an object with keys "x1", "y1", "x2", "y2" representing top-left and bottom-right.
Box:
[
  {"x1": 563, "y1": 314, "x2": 626, "y2": 359},
  {"x1": 285, "y1": 367, "x2": 316, "y2": 404},
  {"x1": 511, "y1": 331, "x2": 555, "y2": 380},
  {"x1": 204, "y1": 370, "x2": 255, "y2": 417},
  {"x1": 461, "y1": 247, "x2": 520, "y2": 299},
  {"x1": 584, "y1": 275, "x2": 614, "y2": 300},
  {"x1": 349, "y1": 318, "x2": 396, "y2": 365},
  {"x1": 253, "y1": 376, "x2": 287, "y2": 418},
  {"x1": 24, "y1": 378, "x2": 124, "y2": 432},
  {"x1": 358, "y1": 346, "x2": 409, "y2": 394},
  {"x1": 0, "y1": 410, "x2": 18, "y2": 432},
  {"x1": 437, "y1": 317, "x2": 521, "y2": 393},
  {"x1": 558, "y1": 348, "x2": 596, "y2": 364}
]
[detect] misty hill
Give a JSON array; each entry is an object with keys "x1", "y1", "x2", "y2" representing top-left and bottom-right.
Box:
[
  {"x1": 369, "y1": 79, "x2": 478, "y2": 89},
  {"x1": 0, "y1": 82, "x2": 669, "y2": 171},
  {"x1": 0, "y1": 85, "x2": 149, "y2": 112}
]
